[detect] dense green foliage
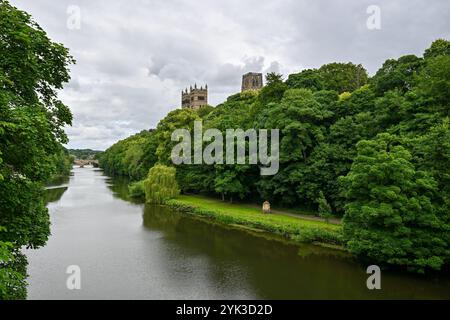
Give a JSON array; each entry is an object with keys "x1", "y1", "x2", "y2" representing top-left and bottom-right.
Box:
[
  {"x1": 0, "y1": 1, "x2": 74, "y2": 298},
  {"x1": 101, "y1": 39, "x2": 449, "y2": 272},
  {"x1": 286, "y1": 62, "x2": 368, "y2": 93},
  {"x1": 144, "y1": 165, "x2": 179, "y2": 204},
  {"x1": 128, "y1": 180, "x2": 145, "y2": 199},
  {"x1": 0, "y1": 234, "x2": 27, "y2": 300},
  {"x1": 99, "y1": 130, "x2": 158, "y2": 180},
  {"x1": 341, "y1": 132, "x2": 449, "y2": 272}
]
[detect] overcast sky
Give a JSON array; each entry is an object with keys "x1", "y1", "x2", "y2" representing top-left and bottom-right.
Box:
[{"x1": 10, "y1": 0, "x2": 450, "y2": 150}]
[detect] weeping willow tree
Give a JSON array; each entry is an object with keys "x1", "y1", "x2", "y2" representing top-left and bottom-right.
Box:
[{"x1": 144, "y1": 165, "x2": 180, "y2": 204}]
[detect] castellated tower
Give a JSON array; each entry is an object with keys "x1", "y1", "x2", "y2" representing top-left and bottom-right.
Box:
[
  {"x1": 241, "y1": 72, "x2": 263, "y2": 92},
  {"x1": 181, "y1": 84, "x2": 208, "y2": 109}
]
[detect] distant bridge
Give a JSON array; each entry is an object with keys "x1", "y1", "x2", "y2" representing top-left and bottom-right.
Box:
[{"x1": 73, "y1": 159, "x2": 99, "y2": 168}]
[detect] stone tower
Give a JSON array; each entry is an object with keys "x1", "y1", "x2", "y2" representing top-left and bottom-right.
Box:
[
  {"x1": 181, "y1": 84, "x2": 208, "y2": 109},
  {"x1": 241, "y1": 72, "x2": 263, "y2": 92}
]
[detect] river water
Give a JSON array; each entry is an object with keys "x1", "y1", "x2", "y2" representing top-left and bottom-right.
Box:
[{"x1": 25, "y1": 166, "x2": 450, "y2": 299}]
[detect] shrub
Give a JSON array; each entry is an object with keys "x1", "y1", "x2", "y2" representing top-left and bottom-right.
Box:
[
  {"x1": 128, "y1": 181, "x2": 145, "y2": 199},
  {"x1": 144, "y1": 165, "x2": 180, "y2": 204}
]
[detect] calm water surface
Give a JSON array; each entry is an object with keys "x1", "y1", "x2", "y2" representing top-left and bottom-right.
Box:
[{"x1": 25, "y1": 167, "x2": 450, "y2": 299}]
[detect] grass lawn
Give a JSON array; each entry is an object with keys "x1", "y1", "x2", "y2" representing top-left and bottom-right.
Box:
[{"x1": 166, "y1": 195, "x2": 344, "y2": 246}]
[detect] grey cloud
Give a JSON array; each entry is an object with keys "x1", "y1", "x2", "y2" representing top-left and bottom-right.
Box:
[{"x1": 9, "y1": 0, "x2": 450, "y2": 149}]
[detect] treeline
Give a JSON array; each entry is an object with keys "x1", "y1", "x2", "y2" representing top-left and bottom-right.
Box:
[
  {"x1": 68, "y1": 148, "x2": 102, "y2": 160},
  {"x1": 0, "y1": 1, "x2": 74, "y2": 299},
  {"x1": 100, "y1": 40, "x2": 449, "y2": 273},
  {"x1": 99, "y1": 129, "x2": 159, "y2": 180}
]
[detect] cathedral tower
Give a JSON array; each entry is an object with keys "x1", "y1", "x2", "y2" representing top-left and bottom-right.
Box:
[
  {"x1": 241, "y1": 72, "x2": 263, "y2": 92},
  {"x1": 181, "y1": 84, "x2": 208, "y2": 109}
]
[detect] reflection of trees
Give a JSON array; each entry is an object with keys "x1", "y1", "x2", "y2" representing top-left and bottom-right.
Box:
[
  {"x1": 142, "y1": 204, "x2": 337, "y2": 298},
  {"x1": 46, "y1": 174, "x2": 70, "y2": 188},
  {"x1": 142, "y1": 204, "x2": 433, "y2": 299},
  {"x1": 105, "y1": 175, "x2": 143, "y2": 204},
  {"x1": 45, "y1": 187, "x2": 68, "y2": 204},
  {"x1": 143, "y1": 205, "x2": 182, "y2": 233},
  {"x1": 143, "y1": 204, "x2": 332, "y2": 261}
]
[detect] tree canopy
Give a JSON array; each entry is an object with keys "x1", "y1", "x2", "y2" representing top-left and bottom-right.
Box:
[{"x1": 0, "y1": 0, "x2": 74, "y2": 299}]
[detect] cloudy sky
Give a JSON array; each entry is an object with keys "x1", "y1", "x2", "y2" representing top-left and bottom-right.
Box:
[{"x1": 10, "y1": 0, "x2": 450, "y2": 150}]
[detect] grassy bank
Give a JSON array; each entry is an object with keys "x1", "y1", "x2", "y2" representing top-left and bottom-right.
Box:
[{"x1": 166, "y1": 195, "x2": 344, "y2": 247}]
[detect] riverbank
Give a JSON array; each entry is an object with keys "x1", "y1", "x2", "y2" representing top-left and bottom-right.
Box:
[{"x1": 166, "y1": 195, "x2": 344, "y2": 247}]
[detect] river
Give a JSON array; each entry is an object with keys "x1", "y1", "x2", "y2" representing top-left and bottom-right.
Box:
[{"x1": 25, "y1": 166, "x2": 450, "y2": 299}]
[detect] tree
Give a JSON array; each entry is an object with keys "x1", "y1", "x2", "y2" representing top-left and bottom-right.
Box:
[
  {"x1": 214, "y1": 166, "x2": 248, "y2": 203},
  {"x1": 263, "y1": 88, "x2": 333, "y2": 162},
  {"x1": 286, "y1": 69, "x2": 324, "y2": 91},
  {"x1": 332, "y1": 85, "x2": 376, "y2": 119},
  {"x1": 410, "y1": 121, "x2": 450, "y2": 256},
  {"x1": 423, "y1": 39, "x2": 450, "y2": 59},
  {"x1": 370, "y1": 55, "x2": 423, "y2": 95},
  {"x1": 0, "y1": 233, "x2": 26, "y2": 300},
  {"x1": 341, "y1": 133, "x2": 448, "y2": 272},
  {"x1": 256, "y1": 88, "x2": 334, "y2": 207},
  {"x1": 414, "y1": 54, "x2": 450, "y2": 108},
  {"x1": 287, "y1": 64, "x2": 368, "y2": 94},
  {"x1": 317, "y1": 191, "x2": 332, "y2": 223},
  {"x1": 388, "y1": 41, "x2": 450, "y2": 135},
  {"x1": 307, "y1": 110, "x2": 380, "y2": 214},
  {"x1": 254, "y1": 72, "x2": 288, "y2": 111},
  {"x1": 155, "y1": 108, "x2": 200, "y2": 165},
  {"x1": 318, "y1": 62, "x2": 368, "y2": 93},
  {"x1": 144, "y1": 165, "x2": 180, "y2": 204},
  {"x1": 0, "y1": 0, "x2": 74, "y2": 298}
]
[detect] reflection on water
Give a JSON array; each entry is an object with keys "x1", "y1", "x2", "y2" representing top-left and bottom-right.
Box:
[
  {"x1": 142, "y1": 205, "x2": 450, "y2": 300},
  {"x1": 45, "y1": 187, "x2": 68, "y2": 204},
  {"x1": 25, "y1": 167, "x2": 450, "y2": 300},
  {"x1": 44, "y1": 174, "x2": 71, "y2": 203},
  {"x1": 46, "y1": 174, "x2": 71, "y2": 188},
  {"x1": 106, "y1": 175, "x2": 143, "y2": 204}
]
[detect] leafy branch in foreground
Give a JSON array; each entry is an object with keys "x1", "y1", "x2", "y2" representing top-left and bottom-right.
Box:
[{"x1": 0, "y1": 0, "x2": 75, "y2": 298}]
